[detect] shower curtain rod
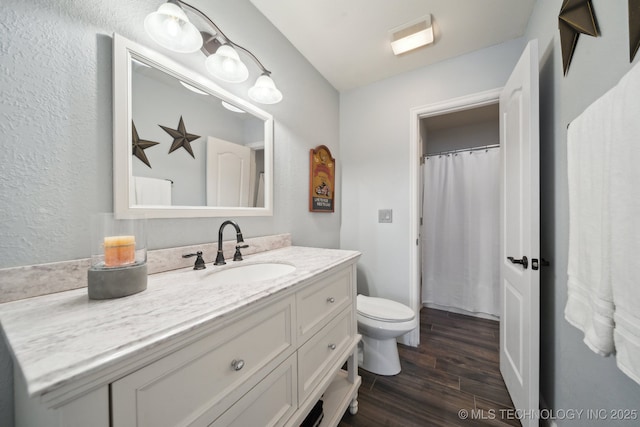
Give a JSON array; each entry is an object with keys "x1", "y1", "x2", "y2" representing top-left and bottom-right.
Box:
[{"x1": 423, "y1": 143, "x2": 500, "y2": 158}]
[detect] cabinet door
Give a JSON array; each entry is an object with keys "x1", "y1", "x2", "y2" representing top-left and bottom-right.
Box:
[{"x1": 112, "y1": 296, "x2": 295, "y2": 427}]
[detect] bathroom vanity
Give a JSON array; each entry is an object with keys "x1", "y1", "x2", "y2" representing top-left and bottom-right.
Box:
[{"x1": 0, "y1": 246, "x2": 361, "y2": 427}]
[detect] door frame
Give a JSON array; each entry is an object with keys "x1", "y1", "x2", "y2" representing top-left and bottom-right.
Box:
[{"x1": 407, "y1": 88, "x2": 502, "y2": 346}]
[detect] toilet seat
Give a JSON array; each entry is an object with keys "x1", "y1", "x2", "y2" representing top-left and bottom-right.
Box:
[{"x1": 357, "y1": 295, "x2": 414, "y2": 323}]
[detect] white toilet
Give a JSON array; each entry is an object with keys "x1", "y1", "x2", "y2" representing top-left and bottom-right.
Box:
[{"x1": 356, "y1": 294, "x2": 418, "y2": 376}]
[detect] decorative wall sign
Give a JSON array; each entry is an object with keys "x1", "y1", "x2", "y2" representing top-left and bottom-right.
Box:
[
  {"x1": 559, "y1": 0, "x2": 599, "y2": 75},
  {"x1": 160, "y1": 116, "x2": 201, "y2": 158},
  {"x1": 630, "y1": 0, "x2": 640, "y2": 61},
  {"x1": 309, "y1": 145, "x2": 335, "y2": 212},
  {"x1": 132, "y1": 121, "x2": 160, "y2": 168}
]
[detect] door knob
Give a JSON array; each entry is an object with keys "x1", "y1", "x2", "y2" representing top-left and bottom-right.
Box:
[{"x1": 507, "y1": 256, "x2": 528, "y2": 269}]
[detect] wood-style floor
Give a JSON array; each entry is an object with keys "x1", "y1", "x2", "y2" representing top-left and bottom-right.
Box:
[{"x1": 339, "y1": 307, "x2": 520, "y2": 427}]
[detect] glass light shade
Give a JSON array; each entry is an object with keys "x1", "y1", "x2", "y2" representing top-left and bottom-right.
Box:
[
  {"x1": 144, "y1": 2, "x2": 203, "y2": 53},
  {"x1": 221, "y1": 101, "x2": 246, "y2": 113},
  {"x1": 179, "y1": 80, "x2": 209, "y2": 95},
  {"x1": 205, "y1": 44, "x2": 249, "y2": 83},
  {"x1": 248, "y1": 74, "x2": 283, "y2": 104}
]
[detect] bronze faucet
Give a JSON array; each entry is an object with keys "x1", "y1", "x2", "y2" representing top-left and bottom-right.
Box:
[{"x1": 214, "y1": 220, "x2": 249, "y2": 265}]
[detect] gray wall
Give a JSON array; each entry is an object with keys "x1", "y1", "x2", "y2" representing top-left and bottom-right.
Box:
[
  {"x1": 424, "y1": 119, "x2": 498, "y2": 155},
  {"x1": 526, "y1": 0, "x2": 640, "y2": 423},
  {"x1": 339, "y1": 38, "x2": 525, "y2": 310},
  {"x1": 0, "y1": 1, "x2": 340, "y2": 425}
]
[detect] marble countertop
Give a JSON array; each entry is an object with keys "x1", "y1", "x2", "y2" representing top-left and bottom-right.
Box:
[{"x1": 0, "y1": 246, "x2": 360, "y2": 400}]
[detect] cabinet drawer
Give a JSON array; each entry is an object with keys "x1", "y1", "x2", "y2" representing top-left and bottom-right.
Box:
[
  {"x1": 296, "y1": 267, "x2": 352, "y2": 342},
  {"x1": 210, "y1": 354, "x2": 297, "y2": 427},
  {"x1": 297, "y1": 306, "x2": 354, "y2": 403},
  {"x1": 112, "y1": 296, "x2": 295, "y2": 427}
]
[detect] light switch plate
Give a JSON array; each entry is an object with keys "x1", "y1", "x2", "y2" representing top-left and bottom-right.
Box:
[{"x1": 378, "y1": 209, "x2": 393, "y2": 223}]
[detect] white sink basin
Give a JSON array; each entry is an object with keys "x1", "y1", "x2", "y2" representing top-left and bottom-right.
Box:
[{"x1": 204, "y1": 262, "x2": 296, "y2": 285}]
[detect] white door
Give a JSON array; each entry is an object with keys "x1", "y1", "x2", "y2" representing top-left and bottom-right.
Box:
[
  {"x1": 499, "y1": 39, "x2": 540, "y2": 427},
  {"x1": 206, "y1": 137, "x2": 252, "y2": 207}
]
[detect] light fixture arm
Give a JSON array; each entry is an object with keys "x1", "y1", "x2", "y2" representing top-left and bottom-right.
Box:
[{"x1": 172, "y1": 0, "x2": 272, "y2": 75}]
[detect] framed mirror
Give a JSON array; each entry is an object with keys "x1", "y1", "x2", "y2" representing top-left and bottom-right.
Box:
[{"x1": 113, "y1": 33, "x2": 273, "y2": 218}]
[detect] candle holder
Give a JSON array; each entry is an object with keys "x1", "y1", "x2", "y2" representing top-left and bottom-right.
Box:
[{"x1": 88, "y1": 213, "x2": 147, "y2": 299}]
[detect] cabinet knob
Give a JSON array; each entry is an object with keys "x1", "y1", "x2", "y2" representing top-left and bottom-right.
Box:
[
  {"x1": 327, "y1": 297, "x2": 335, "y2": 303},
  {"x1": 231, "y1": 359, "x2": 245, "y2": 371},
  {"x1": 328, "y1": 343, "x2": 336, "y2": 350}
]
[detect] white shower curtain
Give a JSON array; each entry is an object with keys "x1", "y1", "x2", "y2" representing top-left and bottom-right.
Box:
[{"x1": 421, "y1": 147, "x2": 500, "y2": 317}]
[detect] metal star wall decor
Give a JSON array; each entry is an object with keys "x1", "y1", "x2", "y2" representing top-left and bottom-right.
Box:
[
  {"x1": 559, "y1": 0, "x2": 599, "y2": 75},
  {"x1": 159, "y1": 116, "x2": 201, "y2": 158},
  {"x1": 132, "y1": 121, "x2": 160, "y2": 168},
  {"x1": 630, "y1": 0, "x2": 640, "y2": 62}
]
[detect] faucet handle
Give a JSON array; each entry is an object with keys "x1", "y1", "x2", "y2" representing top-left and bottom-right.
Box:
[
  {"x1": 182, "y1": 251, "x2": 206, "y2": 270},
  {"x1": 233, "y1": 244, "x2": 249, "y2": 262}
]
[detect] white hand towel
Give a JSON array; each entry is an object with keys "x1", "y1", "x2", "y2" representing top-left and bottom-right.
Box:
[
  {"x1": 609, "y1": 60, "x2": 640, "y2": 385},
  {"x1": 565, "y1": 88, "x2": 615, "y2": 356},
  {"x1": 133, "y1": 176, "x2": 172, "y2": 206}
]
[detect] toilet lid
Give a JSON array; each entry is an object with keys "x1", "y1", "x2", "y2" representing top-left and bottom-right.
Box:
[{"x1": 357, "y1": 295, "x2": 415, "y2": 322}]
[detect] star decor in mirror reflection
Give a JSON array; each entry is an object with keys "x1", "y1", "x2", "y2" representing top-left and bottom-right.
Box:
[
  {"x1": 558, "y1": 0, "x2": 599, "y2": 75},
  {"x1": 160, "y1": 116, "x2": 201, "y2": 158},
  {"x1": 132, "y1": 121, "x2": 160, "y2": 168}
]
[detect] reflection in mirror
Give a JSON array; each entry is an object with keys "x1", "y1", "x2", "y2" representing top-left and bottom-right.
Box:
[{"x1": 113, "y1": 34, "x2": 273, "y2": 218}]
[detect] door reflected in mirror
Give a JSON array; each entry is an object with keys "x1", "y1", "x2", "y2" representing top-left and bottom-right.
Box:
[{"x1": 113, "y1": 34, "x2": 273, "y2": 218}]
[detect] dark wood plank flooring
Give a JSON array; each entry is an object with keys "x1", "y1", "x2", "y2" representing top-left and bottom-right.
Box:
[{"x1": 339, "y1": 307, "x2": 520, "y2": 427}]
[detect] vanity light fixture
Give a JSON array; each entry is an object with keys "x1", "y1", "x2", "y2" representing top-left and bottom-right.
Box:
[
  {"x1": 390, "y1": 14, "x2": 434, "y2": 55},
  {"x1": 144, "y1": 0, "x2": 283, "y2": 104},
  {"x1": 144, "y1": 1, "x2": 202, "y2": 53}
]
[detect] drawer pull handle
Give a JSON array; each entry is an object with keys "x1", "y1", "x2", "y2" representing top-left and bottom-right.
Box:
[
  {"x1": 327, "y1": 297, "x2": 335, "y2": 303},
  {"x1": 328, "y1": 343, "x2": 336, "y2": 350},
  {"x1": 231, "y1": 359, "x2": 245, "y2": 371}
]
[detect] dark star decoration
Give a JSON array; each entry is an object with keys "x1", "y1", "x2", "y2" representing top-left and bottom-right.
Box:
[
  {"x1": 132, "y1": 121, "x2": 160, "y2": 168},
  {"x1": 159, "y1": 116, "x2": 201, "y2": 159},
  {"x1": 630, "y1": 0, "x2": 640, "y2": 62},
  {"x1": 559, "y1": 0, "x2": 599, "y2": 75}
]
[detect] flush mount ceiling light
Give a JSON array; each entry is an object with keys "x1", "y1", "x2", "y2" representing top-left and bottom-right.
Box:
[
  {"x1": 144, "y1": 0, "x2": 282, "y2": 104},
  {"x1": 390, "y1": 14, "x2": 434, "y2": 56}
]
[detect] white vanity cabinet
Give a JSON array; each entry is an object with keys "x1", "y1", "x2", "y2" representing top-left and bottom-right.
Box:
[
  {"x1": 111, "y1": 295, "x2": 297, "y2": 427},
  {"x1": 9, "y1": 250, "x2": 361, "y2": 427}
]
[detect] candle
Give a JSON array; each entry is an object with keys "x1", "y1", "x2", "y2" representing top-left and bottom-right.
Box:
[{"x1": 104, "y1": 235, "x2": 136, "y2": 267}]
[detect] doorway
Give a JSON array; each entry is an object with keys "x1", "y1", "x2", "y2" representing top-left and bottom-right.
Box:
[
  {"x1": 408, "y1": 88, "x2": 501, "y2": 346},
  {"x1": 421, "y1": 104, "x2": 501, "y2": 320}
]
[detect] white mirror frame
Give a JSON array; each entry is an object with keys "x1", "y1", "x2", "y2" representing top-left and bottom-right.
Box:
[{"x1": 113, "y1": 33, "x2": 273, "y2": 218}]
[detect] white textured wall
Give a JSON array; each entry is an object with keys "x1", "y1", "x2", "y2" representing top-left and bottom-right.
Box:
[
  {"x1": 339, "y1": 39, "x2": 525, "y2": 310},
  {"x1": 0, "y1": 1, "x2": 340, "y2": 424}
]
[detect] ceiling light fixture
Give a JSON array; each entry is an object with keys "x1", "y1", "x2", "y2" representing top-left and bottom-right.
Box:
[
  {"x1": 390, "y1": 14, "x2": 434, "y2": 56},
  {"x1": 144, "y1": 0, "x2": 283, "y2": 104}
]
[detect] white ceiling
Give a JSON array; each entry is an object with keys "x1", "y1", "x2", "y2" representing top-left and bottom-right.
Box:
[{"x1": 249, "y1": 0, "x2": 537, "y2": 92}]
